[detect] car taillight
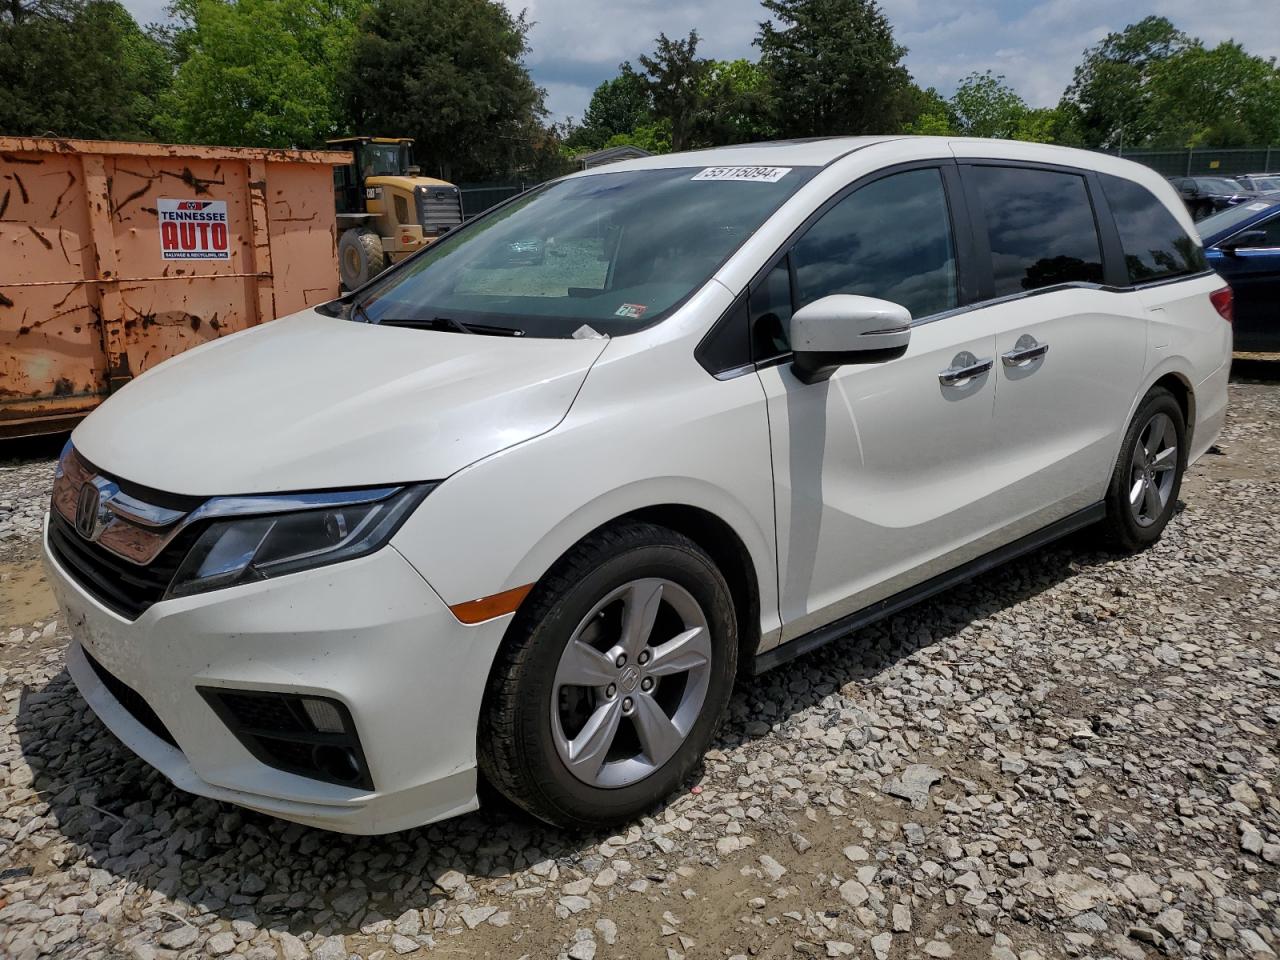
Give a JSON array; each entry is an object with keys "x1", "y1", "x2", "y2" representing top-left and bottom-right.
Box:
[{"x1": 1209, "y1": 286, "x2": 1233, "y2": 324}]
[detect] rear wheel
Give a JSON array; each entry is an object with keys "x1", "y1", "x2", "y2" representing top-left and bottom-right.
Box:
[
  {"x1": 479, "y1": 523, "x2": 738, "y2": 829},
  {"x1": 338, "y1": 227, "x2": 385, "y2": 290},
  {"x1": 1098, "y1": 387, "x2": 1187, "y2": 552}
]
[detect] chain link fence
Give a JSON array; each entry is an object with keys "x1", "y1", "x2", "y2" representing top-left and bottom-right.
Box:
[
  {"x1": 458, "y1": 183, "x2": 528, "y2": 219},
  {"x1": 1104, "y1": 147, "x2": 1280, "y2": 178}
]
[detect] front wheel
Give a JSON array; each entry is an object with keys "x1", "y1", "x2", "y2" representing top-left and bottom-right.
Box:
[
  {"x1": 338, "y1": 227, "x2": 385, "y2": 290},
  {"x1": 479, "y1": 523, "x2": 738, "y2": 829},
  {"x1": 1098, "y1": 387, "x2": 1187, "y2": 552}
]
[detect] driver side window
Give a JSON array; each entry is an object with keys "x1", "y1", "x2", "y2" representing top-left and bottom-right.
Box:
[{"x1": 751, "y1": 167, "x2": 958, "y2": 359}]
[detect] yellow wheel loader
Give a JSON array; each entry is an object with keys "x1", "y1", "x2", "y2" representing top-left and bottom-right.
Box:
[{"x1": 329, "y1": 137, "x2": 463, "y2": 289}]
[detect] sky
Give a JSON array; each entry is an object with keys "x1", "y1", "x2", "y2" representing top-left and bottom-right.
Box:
[{"x1": 121, "y1": 0, "x2": 1280, "y2": 123}]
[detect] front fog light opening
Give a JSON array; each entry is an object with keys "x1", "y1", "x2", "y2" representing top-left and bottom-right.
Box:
[
  {"x1": 198, "y1": 687, "x2": 373, "y2": 791},
  {"x1": 302, "y1": 697, "x2": 345, "y2": 733}
]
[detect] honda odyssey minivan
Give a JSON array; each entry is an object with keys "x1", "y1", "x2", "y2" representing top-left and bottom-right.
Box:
[{"x1": 45, "y1": 137, "x2": 1231, "y2": 833}]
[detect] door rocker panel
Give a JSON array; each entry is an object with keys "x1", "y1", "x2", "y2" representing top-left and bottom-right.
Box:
[{"x1": 752, "y1": 501, "x2": 1106, "y2": 675}]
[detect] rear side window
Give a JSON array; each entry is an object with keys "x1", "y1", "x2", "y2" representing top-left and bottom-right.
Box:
[
  {"x1": 1250, "y1": 213, "x2": 1280, "y2": 245},
  {"x1": 969, "y1": 166, "x2": 1104, "y2": 298},
  {"x1": 790, "y1": 168, "x2": 958, "y2": 320},
  {"x1": 1101, "y1": 174, "x2": 1207, "y2": 283}
]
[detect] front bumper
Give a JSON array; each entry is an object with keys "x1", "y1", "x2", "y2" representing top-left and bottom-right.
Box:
[{"x1": 44, "y1": 517, "x2": 512, "y2": 834}]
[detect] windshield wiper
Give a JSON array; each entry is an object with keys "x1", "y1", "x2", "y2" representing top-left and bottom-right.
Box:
[
  {"x1": 381, "y1": 316, "x2": 525, "y2": 337},
  {"x1": 348, "y1": 298, "x2": 374, "y2": 324}
]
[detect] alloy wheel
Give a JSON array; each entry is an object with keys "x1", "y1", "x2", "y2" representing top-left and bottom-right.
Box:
[
  {"x1": 551, "y1": 578, "x2": 712, "y2": 788},
  {"x1": 1129, "y1": 412, "x2": 1178, "y2": 527}
]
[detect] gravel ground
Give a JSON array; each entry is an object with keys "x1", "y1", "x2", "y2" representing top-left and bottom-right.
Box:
[{"x1": 1, "y1": 368, "x2": 1277, "y2": 960}]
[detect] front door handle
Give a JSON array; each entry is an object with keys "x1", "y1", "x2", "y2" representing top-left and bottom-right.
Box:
[
  {"x1": 1002, "y1": 336, "x2": 1050, "y2": 367},
  {"x1": 938, "y1": 353, "x2": 994, "y2": 385}
]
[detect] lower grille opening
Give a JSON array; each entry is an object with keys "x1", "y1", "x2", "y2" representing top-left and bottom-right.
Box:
[
  {"x1": 83, "y1": 649, "x2": 179, "y2": 748},
  {"x1": 198, "y1": 688, "x2": 373, "y2": 791}
]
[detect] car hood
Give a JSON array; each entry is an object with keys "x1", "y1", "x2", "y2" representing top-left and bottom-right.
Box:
[{"x1": 72, "y1": 311, "x2": 609, "y2": 496}]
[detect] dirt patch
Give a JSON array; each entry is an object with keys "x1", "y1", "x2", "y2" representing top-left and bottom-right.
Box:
[{"x1": 0, "y1": 559, "x2": 57, "y2": 630}]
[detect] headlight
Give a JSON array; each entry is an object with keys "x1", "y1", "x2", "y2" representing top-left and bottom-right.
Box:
[{"x1": 165, "y1": 485, "x2": 432, "y2": 600}]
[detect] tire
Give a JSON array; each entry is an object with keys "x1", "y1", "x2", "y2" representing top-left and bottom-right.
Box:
[
  {"x1": 1098, "y1": 387, "x2": 1187, "y2": 552},
  {"x1": 479, "y1": 522, "x2": 738, "y2": 830},
  {"x1": 338, "y1": 227, "x2": 385, "y2": 290}
]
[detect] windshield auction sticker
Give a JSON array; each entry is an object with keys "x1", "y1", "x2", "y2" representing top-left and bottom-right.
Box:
[
  {"x1": 158, "y1": 199, "x2": 231, "y2": 260},
  {"x1": 691, "y1": 166, "x2": 792, "y2": 183}
]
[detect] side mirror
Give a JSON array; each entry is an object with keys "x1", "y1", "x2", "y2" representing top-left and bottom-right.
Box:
[
  {"x1": 1220, "y1": 229, "x2": 1268, "y2": 255},
  {"x1": 790, "y1": 295, "x2": 912, "y2": 384}
]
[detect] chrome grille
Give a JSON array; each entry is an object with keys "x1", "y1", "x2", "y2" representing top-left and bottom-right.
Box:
[
  {"x1": 52, "y1": 450, "x2": 193, "y2": 565},
  {"x1": 49, "y1": 450, "x2": 202, "y2": 620},
  {"x1": 49, "y1": 511, "x2": 200, "y2": 619},
  {"x1": 415, "y1": 186, "x2": 463, "y2": 234}
]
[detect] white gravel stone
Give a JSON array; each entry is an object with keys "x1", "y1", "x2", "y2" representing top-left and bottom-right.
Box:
[
  {"x1": 205, "y1": 932, "x2": 236, "y2": 956},
  {"x1": 758, "y1": 854, "x2": 786, "y2": 881},
  {"x1": 838, "y1": 879, "x2": 869, "y2": 908}
]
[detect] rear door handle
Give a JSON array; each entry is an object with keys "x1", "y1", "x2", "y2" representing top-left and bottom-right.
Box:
[
  {"x1": 938, "y1": 356, "x2": 994, "y2": 385},
  {"x1": 1002, "y1": 339, "x2": 1050, "y2": 367}
]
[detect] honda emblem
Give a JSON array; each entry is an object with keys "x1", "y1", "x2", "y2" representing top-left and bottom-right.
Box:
[{"x1": 74, "y1": 478, "x2": 114, "y2": 541}]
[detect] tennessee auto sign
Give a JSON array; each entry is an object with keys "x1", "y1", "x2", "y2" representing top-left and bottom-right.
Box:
[{"x1": 158, "y1": 199, "x2": 230, "y2": 260}]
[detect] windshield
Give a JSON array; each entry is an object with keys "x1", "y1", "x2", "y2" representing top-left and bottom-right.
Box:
[
  {"x1": 361, "y1": 143, "x2": 408, "y2": 178},
  {"x1": 1198, "y1": 178, "x2": 1244, "y2": 194},
  {"x1": 354, "y1": 165, "x2": 816, "y2": 337},
  {"x1": 1247, "y1": 175, "x2": 1280, "y2": 192},
  {"x1": 1197, "y1": 199, "x2": 1278, "y2": 240}
]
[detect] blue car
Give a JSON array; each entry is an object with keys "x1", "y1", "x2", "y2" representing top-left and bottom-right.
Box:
[{"x1": 1199, "y1": 198, "x2": 1280, "y2": 351}]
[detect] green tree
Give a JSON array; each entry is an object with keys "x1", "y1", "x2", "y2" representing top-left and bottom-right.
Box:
[
  {"x1": 1146, "y1": 41, "x2": 1280, "y2": 147},
  {"x1": 603, "y1": 118, "x2": 673, "y2": 154},
  {"x1": 695, "y1": 58, "x2": 776, "y2": 145},
  {"x1": 157, "y1": 0, "x2": 364, "y2": 147},
  {"x1": 570, "y1": 63, "x2": 652, "y2": 151},
  {"x1": 756, "y1": 0, "x2": 912, "y2": 137},
  {"x1": 524, "y1": 122, "x2": 577, "y2": 181},
  {"x1": 348, "y1": 0, "x2": 547, "y2": 181},
  {"x1": 900, "y1": 85, "x2": 955, "y2": 135},
  {"x1": 1, "y1": 0, "x2": 82, "y2": 24},
  {"x1": 1012, "y1": 105, "x2": 1082, "y2": 145},
  {"x1": 638, "y1": 31, "x2": 710, "y2": 152},
  {"x1": 0, "y1": 0, "x2": 170, "y2": 140},
  {"x1": 949, "y1": 71, "x2": 1026, "y2": 139},
  {"x1": 1062, "y1": 16, "x2": 1188, "y2": 149}
]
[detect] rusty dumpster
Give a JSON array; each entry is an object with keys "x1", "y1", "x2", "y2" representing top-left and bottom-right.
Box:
[{"x1": 1, "y1": 137, "x2": 348, "y2": 438}]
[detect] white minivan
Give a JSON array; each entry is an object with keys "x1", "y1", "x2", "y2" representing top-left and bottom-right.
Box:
[{"x1": 45, "y1": 138, "x2": 1231, "y2": 833}]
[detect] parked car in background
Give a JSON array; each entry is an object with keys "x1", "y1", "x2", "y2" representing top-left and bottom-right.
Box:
[
  {"x1": 1169, "y1": 176, "x2": 1254, "y2": 220},
  {"x1": 1233, "y1": 173, "x2": 1280, "y2": 194},
  {"x1": 46, "y1": 138, "x2": 1230, "y2": 834},
  {"x1": 1199, "y1": 198, "x2": 1280, "y2": 351}
]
